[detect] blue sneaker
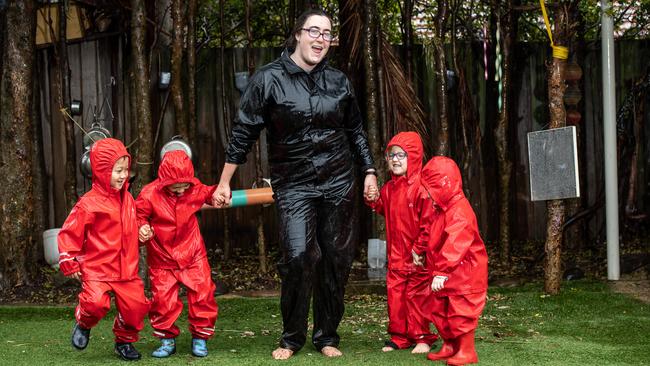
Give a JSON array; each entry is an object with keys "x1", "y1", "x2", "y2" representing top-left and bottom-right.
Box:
[
  {"x1": 191, "y1": 338, "x2": 208, "y2": 357},
  {"x1": 151, "y1": 338, "x2": 176, "y2": 358},
  {"x1": 71, "y1": 322, "x2": 90, "y2": 350}
]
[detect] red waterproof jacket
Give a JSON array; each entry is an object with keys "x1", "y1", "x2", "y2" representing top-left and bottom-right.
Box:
[
  {"x1": 367, "y1": 132, "x2": 434, "y2": 271},
  {"x1": 136, "y1": 150, "x2": 216, "y2": 269},
  {"x1": 421, "y1": 156, "x2": 488, "y2": 295},
  {"x1": 58, "y1": 138, "x2": 140, "y2": 281}
]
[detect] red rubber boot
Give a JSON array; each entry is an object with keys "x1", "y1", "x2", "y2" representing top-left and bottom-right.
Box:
[
  {"x1": 426, "y1": 338, "x2": 456, "y2": 361},
  {"x1": 446, "y1": 331, "x2": 478, "y2": 365}
]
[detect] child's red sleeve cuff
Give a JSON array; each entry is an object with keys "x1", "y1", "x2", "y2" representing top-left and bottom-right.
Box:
[
  {"x1": 59, "y1": 258, "x2": 80, "y2": 276},
  {"x1": 432, "y1": 271, "x2": 450, "y2": 279}
]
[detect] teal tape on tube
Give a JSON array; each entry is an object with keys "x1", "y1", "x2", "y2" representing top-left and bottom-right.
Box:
[{"x1": 230, "y1": 190, "x2": 248, "y2": 207}]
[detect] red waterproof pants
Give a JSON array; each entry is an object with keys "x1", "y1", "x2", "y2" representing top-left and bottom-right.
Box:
[
  {"x1": 430, "y1": 291, "x2": 486, "y2": 339},
  {"x1": 148, "y1": 257, "x2": 218, "y2": 340},
  {"x1": 75, "y1": 279, "x2": 148, "y2": 343},
  {"x1": 386, "y1": 269, "x2": 438, "y2": 348}
]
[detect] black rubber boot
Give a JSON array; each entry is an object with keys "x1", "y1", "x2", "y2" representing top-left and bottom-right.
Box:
[
  {"x1": 114, "y1": 343, "x2": 142, "y2": 361},
  {"x1": 71, "y1": 323, "x2": 90, "y2": 350}
]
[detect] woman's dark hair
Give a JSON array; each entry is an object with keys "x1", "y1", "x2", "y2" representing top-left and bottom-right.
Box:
[{"x1": 284, "y1": 8, "x2": 332, "y2": 50}]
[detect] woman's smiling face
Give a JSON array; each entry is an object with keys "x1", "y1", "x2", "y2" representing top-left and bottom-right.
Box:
[{"x1": 291, "y1": 15, "x2": 332, "y2": 71}]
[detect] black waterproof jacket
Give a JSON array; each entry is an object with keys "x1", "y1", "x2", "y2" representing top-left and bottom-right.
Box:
[{"x1": 225, "y1": 51, "x2": 375, "y2": 188}]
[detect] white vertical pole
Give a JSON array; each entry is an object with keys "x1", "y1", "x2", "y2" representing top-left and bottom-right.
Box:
[{"x1": 601, "y1": 0, "x2": 620, "y2": 280}]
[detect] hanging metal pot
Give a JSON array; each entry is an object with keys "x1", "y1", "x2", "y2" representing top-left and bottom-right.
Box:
[
  {"x1": 80, "y1": 122, "x2": 111, "y2": 179},
  {"x1": 160, "y1": 136, "x2": 193, "y2": 160},
  {"x1": 83, "y1": 122, "x2": 111, "y2": 148},
  {"x1": 80, "y1": 148, "x2": 93, "y2": 178}
]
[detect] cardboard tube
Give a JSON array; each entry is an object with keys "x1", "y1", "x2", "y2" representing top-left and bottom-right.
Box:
[{"x1": 230, "y1": 187, "x2": 275, "y2": 207}]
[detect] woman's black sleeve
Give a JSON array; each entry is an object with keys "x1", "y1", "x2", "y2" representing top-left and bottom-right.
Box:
[{"x1": 225, "y1": 74, "x2": 267, "y2": 165}]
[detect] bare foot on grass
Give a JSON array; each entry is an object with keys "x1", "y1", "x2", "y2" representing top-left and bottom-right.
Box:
[
  {"x1": 382, "y1": 346, "x2": 396, "y2": 352},
  {"x1": 321, "y1": 346, "x2": 343, "y2": 357},
  {"x1": 411, "y1": 343, "x2": 431, "y2": 354},
  {"x1": 272, "y1": 347, "x2": 293, "y2": 360}
]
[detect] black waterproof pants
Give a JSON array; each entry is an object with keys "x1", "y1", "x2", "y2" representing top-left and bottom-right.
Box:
[{"x1": 274, "y1": 179, "x2": 358, "y2": 352}]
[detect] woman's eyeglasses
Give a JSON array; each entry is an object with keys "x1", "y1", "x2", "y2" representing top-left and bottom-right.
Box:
[
  {"x1": 385, "y1": 152, "x2": 407, "y2": 160},
  {"x1": 301, "y1": 27, "x2": 334, "y2": 42}
]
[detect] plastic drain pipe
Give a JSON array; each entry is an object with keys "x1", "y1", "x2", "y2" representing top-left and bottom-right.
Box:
[{"x1": 601, "y1": 0, "x2": 620, "y2": 281}]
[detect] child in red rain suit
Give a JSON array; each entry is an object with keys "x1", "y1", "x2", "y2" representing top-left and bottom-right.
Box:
[
  {"x1": 419, "y1": 156, "x2": 488, "y2": 365},
  {"x1": 58, "y1": 138, "x2": 149, "y2": 361},
  {"x1": 365, "y1": 132, "x2": 438, "y2": 354},
  {"x1": 135, "y1": 150, "x2": 218, "y2": 358}
]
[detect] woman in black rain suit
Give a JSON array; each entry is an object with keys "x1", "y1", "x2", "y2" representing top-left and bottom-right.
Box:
[{"x1": 212, "y1": 8, "x2": 378, "y2": 360}]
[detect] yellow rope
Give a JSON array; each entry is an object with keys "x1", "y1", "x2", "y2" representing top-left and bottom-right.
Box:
[
  {"x1": 540, "y1": 0, "x2": 568, "y2": 60},
  {"x1": 60, "y1": 107, "x2": 97, "y2": 142}
]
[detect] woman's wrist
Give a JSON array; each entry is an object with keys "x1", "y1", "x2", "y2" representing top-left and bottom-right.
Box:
[{"x1": 365, "y1": 168, "x2": 377, "y2": 176}]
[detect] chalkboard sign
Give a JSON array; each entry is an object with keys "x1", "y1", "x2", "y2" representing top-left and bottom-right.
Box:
[{"x1": 527, "y1": 126, "x2": 580, "y2": 201}]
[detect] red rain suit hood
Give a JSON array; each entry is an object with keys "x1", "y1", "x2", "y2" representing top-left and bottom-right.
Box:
[
  {"x1": 421, "y1": 156, "x2": 488, "y2": 295},
  {"x1": 136, "y1": 150, "x2": 216, "y2": 269},
  {"x1": 367, "y1": 132, "x2": 434, "y2": 271},
  {"x1": 58, "y1": 138, "x2": 140, "y2": 281}
]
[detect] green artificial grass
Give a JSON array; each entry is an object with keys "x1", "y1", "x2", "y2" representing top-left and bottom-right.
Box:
[{"x1": 0, "y1": 280, "x2": 649, "y2": 365}]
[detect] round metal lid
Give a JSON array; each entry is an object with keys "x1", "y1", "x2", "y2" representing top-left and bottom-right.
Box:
[
  {"x1": 160, "y1": 138, "x2": 192, "y2": 160},
  {"x1": 83, "y1": 123, "x2": 111, "y2": 147}
]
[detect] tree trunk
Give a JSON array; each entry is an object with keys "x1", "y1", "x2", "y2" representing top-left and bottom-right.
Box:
[
  {"x1": 544, "y1": 11, "x2": 569, "y2": 296},
  {"x1": 288, "y1": 0, "x2": 297, "y2": 30},
  {"x1": 0, "y1": 0, "x2": 37, "y2": 290},
  {"x1": 187, "y1": 0, "x2": 197, "y2": 146},
  {"x1": 288, "y1": 0, "x2": 319, "y2": 24},
  {"x1": 32, "y1": 52, "x2": 48, "y2": 272},
  {"x1": 130, "y1": 0, "x2": 154, "y2": 287},
  {"x1": 337, "y1": 0, "x2": 363, "y2": 84},
  {"x1": 170, "y1": 0, "x2": 188, "y2": 138},
  {"x1": 450, "y1": 1, "x2": 485, "y2": 228},
  {"x1": 623, "y1": 72, "x2": 648, "y2": 218},
  {"x1": 624, "y1": 92, "x2": 643, "y2": 217},
  {"x1": 494, "y1": 1, "x2": 514, "y2": 263},
  {"x1": 131, "y1": 0, "x2": 154, "y2": 196},
  {"x1": 363, "y1": 0, "x2": 386, "y2": 240},
  {"x1": 400, "y1": 0, "x2": 414, "y2": 83},
  {"x1": 254, "y1": 143, "x2": 268, "y2": 274},
  {"x1": 244, "y1": 0, "x2": 268, "y2": 273},
  {"x1": 57, "y1": 1, "x2": 77, "y2": 212},
  {"x1": 564, "y1": 8, "x2": 586, "y2": 252},
  {"x1": 219, "y1": 0, "x2": 231, "y2": 261},
  {"x1": 431, "y1": 0, "x2": 450, "y2": 155}
]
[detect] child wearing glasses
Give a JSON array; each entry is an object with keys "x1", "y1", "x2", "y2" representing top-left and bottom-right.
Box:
[{"x1": 365, "y1": 131, "x2": 438, "y2": 354}]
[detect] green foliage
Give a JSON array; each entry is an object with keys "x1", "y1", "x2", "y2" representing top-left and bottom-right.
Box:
[
  {"x1": 517, "y1": 0, "x2": 650, "y2": 42},
  {"x1": 197, "y1": 0, "x2": 340, "y2": 48},
  {"x1": 1, "y1": 281, "x2": 649, "y2": 365},
  {"x1": 378, "y1": 0, "x2": 403, "y2": 44},
  {"x1": 198, "y1": 0, "x2": 291, "y2": 48}
]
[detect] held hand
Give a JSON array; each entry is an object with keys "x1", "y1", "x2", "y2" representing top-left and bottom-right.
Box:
[
  {"x1": 212, "y1": 182, "x2": 231, "y2": 208},
  {"x1": 431, "y1": 276, "x2": 448, "y2": 292},
  {"x1": 138, "y1": 224, "x2": 154, "y2": 242},
  {"x1": 365, "y1": 184, "x2": 379, "y2": 202},
  {"x1": 412, "y1": 250, "x2": 425, "y2": 267},
  {"x1": 67, "y1": 272, "x2": 81, "y2": 282},
  {"x1": 363, "y1": 174, "x2": 378, "y2": 201}
]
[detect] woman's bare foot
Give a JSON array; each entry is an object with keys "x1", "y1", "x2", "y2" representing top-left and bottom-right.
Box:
[
  {"x1": 321, "y1": 346, "x2": 343, "y2": 357},
  {"x1": 382, "y1": 346, "x2": 396, "y2": 352},
  {"x1": 411, "y1": 343, "x2": 431, "y2": 354},
  {"x1": 271, "y1": 347, "x2": 294, "y2": 360}
]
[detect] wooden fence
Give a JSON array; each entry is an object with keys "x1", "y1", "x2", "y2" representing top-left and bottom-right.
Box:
[{"x1": 36, "y1": 37, "x2": 650, "y2": 254}]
